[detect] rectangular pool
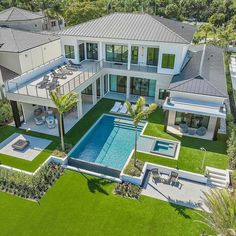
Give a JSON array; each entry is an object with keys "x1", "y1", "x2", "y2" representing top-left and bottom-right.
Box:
[
  {"x1": 69, "y1": 115, "x2": 145, "y2": 170},
  {"x1": 151, "y1": 140, "x2": 177, "y2": 158}
]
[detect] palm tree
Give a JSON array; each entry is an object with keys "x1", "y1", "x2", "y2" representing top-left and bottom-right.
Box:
[
  {"x1": 125, "y1": 97, "x2": 157, "y2": 166},
  {"x1": 199, "y1": 23, "x2": 214, "y2": 44},
  {"x1": 199, "y1": 189, "x2": 236, "y2": 236},
  {"x1": 50, "y1": 91, "x2": 79, "y2": 151}
]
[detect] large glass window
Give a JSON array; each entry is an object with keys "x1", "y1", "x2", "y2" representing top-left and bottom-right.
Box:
[
  {"x1": 147, "y1": 48, "x2": 159, "y2": 66},
  {"x1": 82, "y1": 84, "x2": 92, "y2": 95},
  {"x1": 175, "y1": 112, "x2": 210, "y2": 129},
  {"x1": 96, "y1": 78, "x2": 100, "y2": 98},
  {"x1": 159, "y1": 89, "x2": 169, "y2": 100},
  {"x1": 105, "y1": 45, "x2": 128, "y2": 63},
  {"x1": 104, "y1": 74, "x2": 108, "y2": 94},
  {"x1": 109, "y1": 75, "x2": 127, "y2": 93},
  {"x1": 79, "y1": 43, "x2": 85, "y2": 62},
  {"x1": 64, "y1": 45, "x2": 75, "y2": 59},
  {"x1": 130, "y1": 77, "x2": 156, "y2": 97},
  {"x1": 162, "y1": 54, "x2": 175, "y2": 69},
  {"x1": 86, "y1": 43, "x2": 98, "y2": 60},
  {"x1": 131, "y1": 46, "x2": 139, "y2": 64}
]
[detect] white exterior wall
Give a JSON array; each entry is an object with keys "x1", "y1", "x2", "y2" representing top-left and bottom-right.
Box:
[
  {"x1": 0, "y1": 19, "x2": 43, "y2": 32},
  {"x1": 167, "y1": 110, "x2": 176, "y2": 126},
  {"x1": 21, "y1": 102, "x2": 36, "y2": 122},
  {"x1": 208, "y1": 117, "x2": 217, "y2": 132},
  {"x1": 0, "y1": 52, "x2": 21, "y2": 74}
]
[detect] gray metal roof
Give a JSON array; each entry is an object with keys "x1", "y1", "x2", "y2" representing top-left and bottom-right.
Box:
[
  {"x1": 0, "y1": 27, "x2": 60, "y2": 53},
  {"x1": 58, "y1": 13, "x2": 196, "y2": 44},
  {"x1": 169, "y1": 45, "x2": 227, "y2": 98},
  {"x1": 0, "y1": 65, "x2": 19, "y2": 82},
  {"x1": 0, "y1": 7, "x2": 43, "y2": 22}
]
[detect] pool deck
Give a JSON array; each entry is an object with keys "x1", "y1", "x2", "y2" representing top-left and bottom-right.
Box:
[{"x1": 137, "y1": 135, "x2": 180, "y2": 160}]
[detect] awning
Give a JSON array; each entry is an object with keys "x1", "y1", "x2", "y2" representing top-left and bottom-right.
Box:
[{"x1": 163, "y1": 97, "x2": 226, "y2": 119}]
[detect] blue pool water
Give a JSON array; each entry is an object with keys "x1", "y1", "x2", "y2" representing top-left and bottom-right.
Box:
[
  {"x1": 152, "y1": 141, "x2": 177, "y2": 158},
  {"x1": 69, "y1": 115, "x2": 144, "y2": 170}
]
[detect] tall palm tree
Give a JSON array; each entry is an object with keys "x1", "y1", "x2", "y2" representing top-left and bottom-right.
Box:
[
  {"x1": 199, "y1": 189, "x2": 236, "y2": 236},
  {"x1": 50, "y1": 91, "x2": 79, "y2": 151},
  {"x1": 199, "y1": 23, "x2": 214, "y2": 44},
  {"x1": 125, "y1": 97, "x2": 157, "y2": 166}
]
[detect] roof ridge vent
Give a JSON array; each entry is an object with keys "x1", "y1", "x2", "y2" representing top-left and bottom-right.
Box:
[{"x1": 199, "y1": 44, "x2": 206, "y2": 77}]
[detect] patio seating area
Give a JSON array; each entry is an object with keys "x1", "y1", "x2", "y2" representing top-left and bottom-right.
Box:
[
  {"x1": 142, "y1": 169, "x2": 212, "y2": 211},
  {"x1": 0, "y1": 133, "x2": 51, "y2": 161}
]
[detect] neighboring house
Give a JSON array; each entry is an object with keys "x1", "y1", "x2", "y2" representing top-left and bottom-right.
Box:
[
  {"x1": 0, "y1": 7, "x2": 64, "y2": 32},
  {"x1": 4, "y1": 13, "x2": 227, "y2": 139},
  {"x1": 0, "y1": 27, "x2": 62, "y2": 75}
]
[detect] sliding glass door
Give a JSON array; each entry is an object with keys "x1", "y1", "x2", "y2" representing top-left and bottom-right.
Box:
[
  {"x1": 109, "y1": 75, "x2": 127, "y2": 93},
  {"x1": 175, "y1": 112, "x2": 210, "y2": 129},
  {"x1": 106, "y1": 45, "x2": 128, "y2": 63},
  {"x1": 130, "y1": 77, "x2": 156, "y2": 97},
  {"x1": 79, "y1": 43, "x2": 85, "y2": 62},
  {"x1": 86, "y1": 43, "x2": 98, "y2": 60}
]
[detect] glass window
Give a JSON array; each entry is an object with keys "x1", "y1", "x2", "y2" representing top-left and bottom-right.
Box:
[
  {"x1": 175, "y1": 112, "x2": 210, "y2": 129},
  {"x1": 162, "y1": 54, "x2": 175, "y2": 69},
  {"x1": 147, "y1": 48, "x2": 159, "y2": 66},
  {"x1": 86, "y1": 43, "x2": 98, "y2": 60},
  {"x1": 131, "y1": 46, "x2": 139, "y2": 64},
  {"x1": 105, "y1": 45, "x2": 128, "y2": 63},
  {"x1": 79, "y1": 43, "x2": 85, "y2": 61},
  {"x1": 130, "y1": 77, "x2": 156, "y2": 97},
  {"x1": 64, "y1": 45, "x2": 75, "y2": 59},
  {"x1": 109, "y1": 75, "x2": 126, "y2": 93},
  {"x1": 104, "y1": 74, "x2": 108, "y2": 94},
  {"x1": 82, "y1": 84, "x2": 92, "y2": 95},
  {"x1": 158, "y1": 89, "x2": 169, "y2": 100},
  {"x1": 96, "y1": 78, "x2": 100, "y2": 98}
]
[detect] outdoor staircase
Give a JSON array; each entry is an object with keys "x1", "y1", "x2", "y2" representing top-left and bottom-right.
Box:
[{"x1": 206, "y1": 167, "x2": 230, "y2": 188}]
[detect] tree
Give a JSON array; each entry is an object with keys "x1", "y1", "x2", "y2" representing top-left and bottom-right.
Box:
[
  {"x1": 199, "y1": 189, "x2": 236, "y2": 236},
  {"x1": 217, "y1": 24, "x2": 234, "y2": 51},
  {"x1": 49, "y1": 0, "x2": 63, "y2": 30},
  {"x1": 199, "y1": 23, "x2": 214, "y2": 43},
  {"x1": 209, "y1": 13, "x2": 225, "y2": 27},
  {"x1": 50, "y1": 91, "x2": 79, "y2": 151},
  {"x1": 125, "y1": 97, "x2": 157, "y2": 166},
  {"x1": 227, "y1": 127, "x2": 236, "y2": 169},
  {"x1": 165, "y1": 3, "x2": 179, "y2": 19}
]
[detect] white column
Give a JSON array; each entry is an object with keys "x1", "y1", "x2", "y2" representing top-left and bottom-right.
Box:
[
  {"x1": 100, "y1": 75, "x2": 104, "y2": 97},
  {"x1": 128, "y1": 43, "x2": 131, "y2": 70},
  {"x1": 126, "y1": 76, "x2": 130, "y2": 100},
  {"x1": 77, "y1": 92, "x2": 83, "y2": 119},
  {"x1": 74, "y1": 40, "x2": 80, "y2": 64},
  {"x1": 154, "y1": 81, "x2": 159, "y2": 103},
  {"x1": 84, "y1": 43, "x2": 87, "y2": 60},
  {"x1": 92, "y1": 81, "x2": 97, "y2": 105},
  {"x1": 99, "y1": 41, "x2": 103, "y2": 67}
]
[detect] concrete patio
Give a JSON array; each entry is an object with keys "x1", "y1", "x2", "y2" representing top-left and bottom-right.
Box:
[{"x1": 142, "y1": 173, "x2": 212, "y2": 211}]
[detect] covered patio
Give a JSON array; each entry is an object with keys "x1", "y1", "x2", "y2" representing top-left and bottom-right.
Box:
[{"x1": 163, "y1": 97, "x2": 226, "y2": 140}]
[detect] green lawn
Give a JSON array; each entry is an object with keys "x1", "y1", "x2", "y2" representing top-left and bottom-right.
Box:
[
  {"x1": 0, "y1": 99, "x2": 115, "y2": 172},
  {"x1": 142, "y1": 107, "x2": 228, "y2": 174},
  {"x1": 0, "y1": 170, "x2": 211, "y2": 236},
  {"x1": 0, "y1": 99, "x2": 228, "y2": 174}
]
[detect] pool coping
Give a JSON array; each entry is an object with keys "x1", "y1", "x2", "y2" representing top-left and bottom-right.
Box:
[{"x1": 67, "y1": 113, "x2": 147, "y2": 172}]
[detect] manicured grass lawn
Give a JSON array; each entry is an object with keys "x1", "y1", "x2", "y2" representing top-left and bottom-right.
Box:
[
  {"x1": 142, "y1": 108, "x2": 228, "y2": 174},
  {"x1": 0, "y1": 170, "x2": 211, "y2": 236},
  {"x1": 0, "y1": 99, "x2": 115, "y2": 172},
  {"x1": 0, "y1": 99, "x2": 228, "y2": 174}
]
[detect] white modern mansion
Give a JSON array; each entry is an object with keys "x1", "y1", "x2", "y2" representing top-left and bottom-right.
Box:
[{"x1": 4, "y1": 13, "x2": 228, "y2": 139}]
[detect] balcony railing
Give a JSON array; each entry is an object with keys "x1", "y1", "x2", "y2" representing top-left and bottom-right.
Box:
[{"x1": 5, "y1": 59, "x2": 158, "y2": 99}]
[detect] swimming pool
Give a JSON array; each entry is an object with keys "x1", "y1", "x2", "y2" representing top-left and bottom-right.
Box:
[
  {"x1": 69, "y1": 115, "x2": 145, "y2": 170},
  {"x1": 151, "y1": 140, "x2": 177, "y2": 158}
]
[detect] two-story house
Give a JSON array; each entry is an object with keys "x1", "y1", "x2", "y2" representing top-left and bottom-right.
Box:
[{"x1": 4, "y1": 13, "x2": 227, "y2": 139}]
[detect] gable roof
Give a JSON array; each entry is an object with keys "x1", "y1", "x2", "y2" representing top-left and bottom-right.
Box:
[
  {"x1": 169, "y1": 45, "x2": 227, "y2": 98},
  {"x1": 0, "y1": 27, "x2": 59, "y2": 53},
  {"x1": 0, "y1": 7, "x2": 43, "y2": 22},
  {"x1": 58, "y1": 13, "x2": 196, "y2": 44}
]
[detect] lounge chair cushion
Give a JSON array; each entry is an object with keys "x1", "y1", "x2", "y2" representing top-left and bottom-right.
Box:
[
  {"x1": 179, "y1": 123, "x2": 188, "y2": 133},
  {"x1": 196, "y1": 127, "x2": 207, "y2": 136}
]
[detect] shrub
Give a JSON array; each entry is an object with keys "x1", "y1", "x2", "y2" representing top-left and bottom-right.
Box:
[
  {"x1": 52, "y1": 143, "x2": 73, "y2": 158},
  {"x1": 0, "y1": 162, "x2": 64, "y2": 200},
  {"x1": 123, "y1": 158, "x2": 144, "y2": 177},
  {"x1": 0, "y1": 100, "x2": 12, "y2": 125},
  {"x1": 114, "y1": 182, "x2": 141, "y2": 199}
]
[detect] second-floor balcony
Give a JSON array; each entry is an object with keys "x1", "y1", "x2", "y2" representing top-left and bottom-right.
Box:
[{"x1": 5, "y1": 57, "x2": 158, "y2": 100}]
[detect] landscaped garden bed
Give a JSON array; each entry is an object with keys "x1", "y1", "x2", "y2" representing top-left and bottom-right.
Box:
[
  {"x1": 114, "y1": 182, "x2": 141, "y2": 199},
  {"x1": 0, "y1": 162, "x2": 64, "y2": 201}
]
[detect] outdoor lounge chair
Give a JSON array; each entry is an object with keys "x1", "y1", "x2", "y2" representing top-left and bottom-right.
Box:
[
  {"x1": 169, "y1": 171, "x2": 179, "y2": 186},
  {"x1": 196, "y1": 127, "x2": 207, "y2": 136},
  {"x1": 119, "y1": 104, "x2": 128, "y2": 114},
  {"x1": 179, "y1": 123, "x2": 188, "y2": 133},
  {"x1": 51, "y1": 70, "x2": 67, "y2": 79},
  {"x1": 110, "y1": 102, "x2": 122, "y2": 113},
  {"x1": 68, "y1": 60, "x2": 82, "y2": 68},
  {"x1": 151, "y1": 168, "x2": 161, "y2": 184},
  {"x1": 58, "y1": 67, "x2": 73, "y2": 75},
  {"x1": 36, "y1": 76, "x2": 49, "y2": 89},
  {"x1": 34, "y1": 117, "x2": 44, "y2": 125}
]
